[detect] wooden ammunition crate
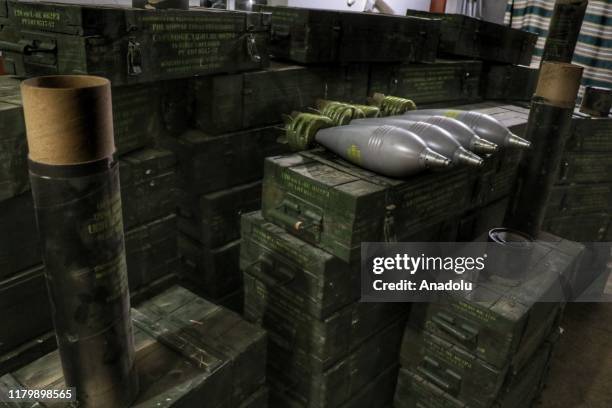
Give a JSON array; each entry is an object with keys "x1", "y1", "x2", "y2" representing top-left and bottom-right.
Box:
[
  {"x1": 0, "y1": 286, "x2": 267, "y2": 407},
  {"x1": 125, "y1": 214, "x2": 178, "y2": 291},
  {"x1": 404, "y1": 10, "x2": 537, "y2": 65},
  {"x1": 0, "y1": 1, "x2": 270, "y2": 85},
  {"x1": 370, "y1": 60, "x2": 482, "y2": 105},
  {"x1": 409, "y1": 235, "x2": 583, "y2": 371},
  {"x1": 241, "y1": 211, "x2": 359, "y2": 319},
  {"x1": 119, "y1": 148, "x2": 177, "y2": 230},
  {"x1": 161, "y1": 126, "x2": 288, "y2": 195},
  {"x1": 482, "y1": 64, "x2": 539, "y2": 101},
  {"x1": 255, "y1": 5, "x2": 439, "y2": 64},
  {"x1": 192, "y1": 63, "x2": 369, "y2": 134},
  {"x1": 177, "y1": 181, "x2": 262, "y2": 248}
]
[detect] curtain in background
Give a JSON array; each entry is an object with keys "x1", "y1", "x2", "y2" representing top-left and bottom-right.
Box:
[{"x1": 505, "y1": 0, "x2": 612, "y2": 96}]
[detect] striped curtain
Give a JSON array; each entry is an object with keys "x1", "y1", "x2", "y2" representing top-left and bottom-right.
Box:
[{"x1": 505, "y1": 0, "x2": 612, "y2": 96}]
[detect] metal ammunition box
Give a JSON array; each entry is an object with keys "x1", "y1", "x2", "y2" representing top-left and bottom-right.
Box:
[
  {"x1": 255, "y1": 5, "x2": 439, "y2": 64},
  {"x1": 192, "y1": 64, "x2": 369, "y2": 135},
  {"x1": 178, "y1": 181, "x2": 262, "y2": 248},
  {"x1": 409, "y1": 236, "x2": 582, "y2": 371},
  {"x1": 267, "y1": 319, "x2": 404, "y2": 408},
  {"x1": 556, "y1": 152, "x2": 612, "y2": 184},
  {"x1": 546, "y1": 183, "x2": 612, "y2": 217},
  {"x1": 179, "y1": 235, "x2": 242, "y2": 300},
  {"x1": 125, "y1": 214, "x2": 178, "y2": 291},
  {"x1": 543, "y1": 212, "x2": 611, "y2": 243},
  {"x1": 0, "y1": 95, "x2": 27, "y2": 202},
  {"x1": 119, "y1": 148, "x2": 177, "y2": 230},
  {"x1": 482, "y1": 64, "x2": 539, "y2": 101},
  {"x1": 244, "y1": 281, "x2": 408, "y2": 370},
  {"x1": 0, "y1": 265, "x2": 52, "y2": 358},
  {"x1": 241, "y1": 211, "x2": 359, "y2": 319},
  {"x1": 0, "y1": 193, "x2": 40, "y2": 280},
  {"x1": 162, "y1": 126, "x2": 287, "y2": 195},
  {"x1": 370, "y1": 60, "x2": 482, "y2": 105},
  {"x1": 565, "y1": 116, "x2": 612, "y2": 152},
  {"x1": 0, "y1": 1, "x2": 270, "y2": 85},
  {"x1": 261, "y1": 149, "x2": 495, "y2": 263},
  {"x1": 0, "y1": 286, "x2": 266, "y2": 407},
  {"x1": 404, "y1": 10, "x2": 537, "y2": 65}
]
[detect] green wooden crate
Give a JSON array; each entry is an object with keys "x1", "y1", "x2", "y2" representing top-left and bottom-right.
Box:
[
  {"x1": 0, "y1": 1, "x2": 270, "y2": 85},
  {"x1": 370, "y1": 60, "x2": 482, "y2": 105},
  {"x1": 161, "y1": 126, "x2": 288, "y2": 195},
  {"x1": 240, "y1": 211, "x2": 358, "y2": 320},
  {"x1": 255, "y1": 5, "x2": 439, "y2": 64},
  {"x1": 394, "y1": 330, "x2": 558, "y2": 408},
  {"x1": 566, "y1": 116, "x2": 612, "y2": 152},
  {"x1": 270, "y1": 364, "x2": 398, "y2": 408},
  {"x1": 409, "y1": 235, "x2": 582, "y2": 371},
  {"x1": 125, "y1": 213, "x2": 178, "y2": 292},
  {"x1": 404, "y1": 10, "x2": 537, "y2": 65},
  {"x1": 546, "y1": 183, "x2": 612, "y2": 217},
  {"x1": 0, "y1": 193, "x2": 40, "y2": 280},
  {"x1": 244, "y1": 281, "x2": 407, "y2": 371},
  {"x1": 261, "y1": 149, "x2": 500, "y2": 263},
  {"x1": 191, "y1": 63, "x2": 369, "y2": 135},
  {"x1": 0, "y1": 285, "x2": 266, "y2": 407},
  {"x1": 0, "y1": 96, "x2": 28, "y2": 202},
  {"x1": 177, "y1": 180, "x2": 261, "y2": 248},
  {"x1": 120, "y1": 148, "x2": 177, "y2": 230},
  {"x1": 266, "y1": 319, "x2": 404, "y2": 408},
  {"x1": 0, "y1": 265, "x2": 52, "y2": 359},
  {"x1": 543, "y1": 212, "x2": 611, "y2": 243},
  {"x1": 179, "y1": 235, "x2": 242, "y2": 300},
  {"x1": 482, "y1": 64, "x2": 539, "y2": 101},
  {"x1": 556, "y1": 152, "x2": 612, "y2": 184}
]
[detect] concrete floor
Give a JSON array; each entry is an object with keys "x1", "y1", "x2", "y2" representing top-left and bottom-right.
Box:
[{"x1": 537, "y1": 302, "x2": 612, "y2": 408}]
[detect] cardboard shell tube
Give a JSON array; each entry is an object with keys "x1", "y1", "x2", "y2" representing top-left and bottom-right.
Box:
[
  {"x1": 21, "y1": 75, "x2": 115, "y2": 165},
  {"x1": 534, "y1": 62, "x2": 583, "y2": 108}
]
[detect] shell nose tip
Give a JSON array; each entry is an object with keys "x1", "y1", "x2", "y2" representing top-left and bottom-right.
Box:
[
  {"x1": 423, "y1": 149, "x2": 452, "y2": 168},
  {"x1": 508, "y1": 133, "x2": 532, "y2": 149},
  {"x1": 456, "y1": 149, "x2": 484, "y2": 167},
  {"x1": 473, "y1": 137, "x2": 498, "y2": 153}
]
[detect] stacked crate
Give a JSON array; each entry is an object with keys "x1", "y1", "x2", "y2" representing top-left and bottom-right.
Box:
[
  {"x1": 163, "y1": 64, "x2": 373, "y2": 309},
  {"x1": 394, "y1": 234, "x2": 584, "y2": 408},
  {"x1": 0, "y1": 286, "x2": 269, "y2": 407},
  {"x1": 0, "y1": 0, "x2": 273, "y2": 375},
  {"x1": 543, "y1": 112, "x2": 612, "y2": 298},
  {"x1": 236, "y1": 6, "x2": 540, "y2": 407}
]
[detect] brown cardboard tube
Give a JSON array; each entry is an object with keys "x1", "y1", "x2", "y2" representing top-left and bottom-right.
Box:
[
  {"x1": 21, "y1": 75, "x2": 115, "y2": 165},
  {"x1": 534, "y1": 62, "x2": 583, "y2": 108}
]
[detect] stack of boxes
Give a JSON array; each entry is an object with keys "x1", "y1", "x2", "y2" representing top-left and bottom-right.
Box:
[
  {"x1": 394, "y1": 234, "x2": 584, "y2": 408},
  {"x1": 0, "y1": 0, "x2": 277, "y2": 380}
]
